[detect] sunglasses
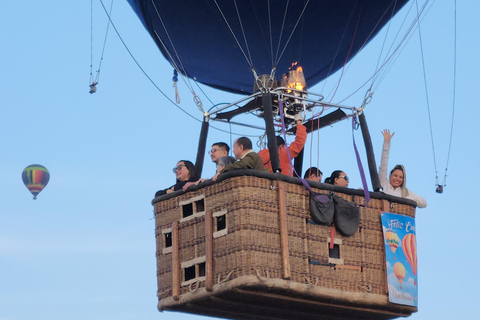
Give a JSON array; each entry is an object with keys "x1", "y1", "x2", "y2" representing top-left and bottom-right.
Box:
[
  {"x1": 172, "y1": 164, "x2": 185, "y2": 173},
  {"x1": 338, "y1": 175, "x2": 349, "y2": 181}
]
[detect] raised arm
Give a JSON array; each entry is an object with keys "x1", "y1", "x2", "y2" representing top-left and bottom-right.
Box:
[
  {"x1": 288, "y1": 122, "x2": 307, "y2": 157},
  {"x1": 379, "y1": 129, "x2": 395, "y2": 187}
]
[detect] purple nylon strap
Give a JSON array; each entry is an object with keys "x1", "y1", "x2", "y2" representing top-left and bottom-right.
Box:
[{"x1": 352, "y1": 115, "x2": 370, "y2": 204}]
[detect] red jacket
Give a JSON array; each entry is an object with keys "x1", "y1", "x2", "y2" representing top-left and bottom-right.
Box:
[{"x1": 258, "y1": 124, "x2": 307, "y2": 176}]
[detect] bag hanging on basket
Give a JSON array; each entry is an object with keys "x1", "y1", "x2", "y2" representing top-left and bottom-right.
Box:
[
  {"x1": 332, "y1": 195, "x2": 360, "y2": 236},
  {"x1": 309, "y1": 192, "x2": 334, "y2": 225}
]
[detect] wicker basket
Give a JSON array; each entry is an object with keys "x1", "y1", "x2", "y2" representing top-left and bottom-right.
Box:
[{"x1": 153, "y1": 174, "x2": 417, "y2": 320}]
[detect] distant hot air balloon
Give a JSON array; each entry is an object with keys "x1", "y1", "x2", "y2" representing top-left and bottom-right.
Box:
[
  {"x1": 402, "y1": 233, "x2": 417, "y2": 276},
  {"x1": 22, "y1": 164, "x2": 50, "y2": 200},
  {"x1": 385, "y1": 230, "x2": 400, "y2": 253},
  {"x1": 393, "y1": 262, "x2": 406, "y2": 289}
]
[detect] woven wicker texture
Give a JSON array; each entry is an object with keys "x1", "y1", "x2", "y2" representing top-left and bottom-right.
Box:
[{"x1": 154, "y1": 175, "x2": 417, "y2": 320}]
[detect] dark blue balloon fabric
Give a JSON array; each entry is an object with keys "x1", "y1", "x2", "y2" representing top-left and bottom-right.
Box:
[{"x1": 127, "y1": 0, "x2": 408, "y2": 95}]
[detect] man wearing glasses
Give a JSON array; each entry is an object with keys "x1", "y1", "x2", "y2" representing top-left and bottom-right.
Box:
[
  {"x1": 209, "y1": 142, "x2": 230, "y2": 167},
  {"x1": 212, "y1": 137, "x2": 264, "y2": 181},
  {"x1": 182, "y1": 142, "x2": 231, "y2": 191}
]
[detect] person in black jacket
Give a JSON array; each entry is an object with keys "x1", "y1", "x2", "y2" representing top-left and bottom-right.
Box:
[{"x1": 155, "y1": 160, "x2": 200, "y2": 197}]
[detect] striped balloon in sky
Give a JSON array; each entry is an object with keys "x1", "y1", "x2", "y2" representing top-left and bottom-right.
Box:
[{"x1": 22, "y1": 164, "x2": 50, "y2": 200}]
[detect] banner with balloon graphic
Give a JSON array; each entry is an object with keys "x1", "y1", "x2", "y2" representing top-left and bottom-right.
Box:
[{"x1": 381, "y1": 212, "x2": 418, "y2": 307}]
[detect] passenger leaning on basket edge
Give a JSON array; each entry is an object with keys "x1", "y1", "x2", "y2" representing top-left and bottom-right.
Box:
[
  {"x1": 182, "y1": 142, "x2": 231, "y2": 191},
  {"x1": 155, "y1": 160, "x2": 200, "y2": 197},
  {"x1": 379, "y1": 129, "x2": 427, "y2": 208},
  {"x1": 212, "y1": 137, "x2": 264, "y2": 182}
]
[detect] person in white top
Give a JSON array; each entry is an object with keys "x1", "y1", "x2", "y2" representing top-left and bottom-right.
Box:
[{"x1": 379, "y1": 129, "x2": 427, "y2": 208}]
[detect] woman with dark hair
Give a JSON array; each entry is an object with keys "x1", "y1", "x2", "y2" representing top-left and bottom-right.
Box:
[
  {"x1": 379, "y1": 129, "x2": 427, "y2": 208},
  {"x1": 304, "y1": 167, "x2": 322, "y2": 182},
  {"x1": 324, "y1": 170, "x2": 349, "y2": 187},
  {"x1": 155, "y1": 160, "x2": 200, "y2": 197}
]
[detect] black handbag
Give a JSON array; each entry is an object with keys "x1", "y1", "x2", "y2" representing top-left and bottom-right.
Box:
[
  {"x1": 332, "y1": 195, "x2": 360, "y2": 236},
  {"x1": 309, "y1": 193, "x2": 334, "y2": 225},
  {"x1": 309, "y1": 193, "x2": 360, "y2": 236}
]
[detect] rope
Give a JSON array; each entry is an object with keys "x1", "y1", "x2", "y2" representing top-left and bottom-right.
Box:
[
  {"x1": 90, "y1": 0, "x2": 94, "y2": 84},
  {"x1": 275, "y1": 1, "x2": 311, "y2": 67},
  {"x1": 359, "y1": 284, "x2": 372, "y2": 292},
  {"x1": 217, "y1": 271, "x2": 234, "y2": 284},
  {"x1": 157, "y1": 288, "x2": 172, "y2": 297},
  {"x1": 371, "y1": 0, "x2": 417, "y2": 91},
  {"x1": 97, "y1": 0, "x2": 247, "y2": 136},
  {"x1": 320, "y1": 4, "x2": 356, "y2": 96},
  {"x1": 149, "y1": 0, "x2": 195, "y2": 93},
  {"x1": 150, "y1": 29, "x2": 206, "y2": 114},
  {"x1": 90, "y1": 0, "x2": 113, "y2": 93},
  {"x1": 370, "y1": 0, "x2": 399, "y2": 87},
  {"x1": 213, "y1": 0, "x2": 254, "y2": 69},
  {"x1": 268, "y1": 1, "x2": 274, "y2": 66},
  {"x1": 172, "y1": 69, "x2": 180, "y2": 103},
  {"x1": 255, "y1": 269, "x2": 270, "y2": 280},
  {"x1": 304, "y1": 275, "x2": 319, "y2": 287},
  {"x1": 372, "y1": 0, "x2": 434, "y2": 92},
  {"x1": 273, "y1": 0, "x2": 290, "y2": 66},
  {"x1": 233, "y1": 0, "x2": 254, "y2": 66},
  {"x1": 442, "y1": 0, "x2": 457, "y2": 188},
  {"x1": 149, "y1": 0, "x2": 211, "y2": 113},
  {"x1": 416, "y1": 0, "x2": 439, "y2": 186},
  {"x1": 329, "y1": 1, "x2": 364, "y2": 103},
  {"x1": 188, "y1": 280, "x2": 200, "y2": 292},
  {"x1": 337, "y1": 0, "x2": 431, "y2": 104}
]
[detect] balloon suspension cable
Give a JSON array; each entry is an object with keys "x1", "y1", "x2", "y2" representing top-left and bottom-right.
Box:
[
  {"x1": 90, "y1": 0, "x2": 114, "y2": 94},
  {"x1": 252, "y1": 68, "x2": 261, "y2": 86},
  {"x1": 213, "y1": 0, "x2": 255, "y2": 70},
  {"x1": 415, "y1": 0, "x2": 452, "y2": 194},
  {"x1": 338, "y1": 1, "x2": 432, "y2": 105},
  {"x1": 95, "y1": 0, "x2": 245, "y2": 137},
  {"x1": 358, "y1": 87, "x2": 374, "y2": 115},
  {"x1": 257, "y1": 132, "x2": 268, "y2": 150},
  {"x1": 149, "y1": 2, "x2": 216, "y2": 108},
  {"x1": 437, "y1": 0, "x2": 457, "y2": 195},
  {"x1": 149, "y1": 1, "x2": 198, "y2": 93},
  {"x1": 193, "y1": 94, "x2": 207, "y2": 117}
]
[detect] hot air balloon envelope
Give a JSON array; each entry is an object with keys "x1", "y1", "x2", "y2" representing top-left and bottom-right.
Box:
[
  {"x1": 393, "y1": 262, "x2": 406, "y2": 288},
  {"x1": 385, "y1": 230, "x2": 400, "y2": 253},
  {"x1": 402, "y1": 233, "x2": 417, "y2": 276},
  {"x1": 22, "y1": 164, "x2": 50, "y2": 200},
  {"x1": 127, "y1": 0, "x2": 409, "y2": 94}
]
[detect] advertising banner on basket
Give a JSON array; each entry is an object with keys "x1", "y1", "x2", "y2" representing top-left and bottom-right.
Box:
[{"x1": 381, "y1": 212, "x2": 418, "y2": 307}]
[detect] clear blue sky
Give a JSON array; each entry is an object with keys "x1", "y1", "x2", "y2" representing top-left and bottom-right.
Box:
[{"x1": 1, "y1": 1, "x2": 478, "y2": 319}]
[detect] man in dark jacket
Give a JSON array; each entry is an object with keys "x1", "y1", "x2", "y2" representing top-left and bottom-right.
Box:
[{"x1": 212, "y1": 137, "x2": 263, "y2": 181}]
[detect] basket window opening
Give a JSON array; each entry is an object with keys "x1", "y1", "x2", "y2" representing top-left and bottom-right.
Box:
[
  {"x1": 198, "y1": 262, "x2": 206, "y2": 277},
  {"x1": 184, "y1": 266, "x2": 196, "y2": 281},
  {"x1": 183, "y1": 262, "x2": 206, "y2": 282},
  {"x1": 182, "y1": 203, "x2": 193, "y2": 218},
  {"x1": 216, "y1": 214, "x2": 226, "y2": 231},
  {"x1": 329, "y1": 244, "x2": 340, "y2": 259},
  {"x1": 164, "y1": 232, "x2": 172, "y2": 248},
  {"x1": 195, "y1": 199, "x2": 205, "y2": 213}
]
